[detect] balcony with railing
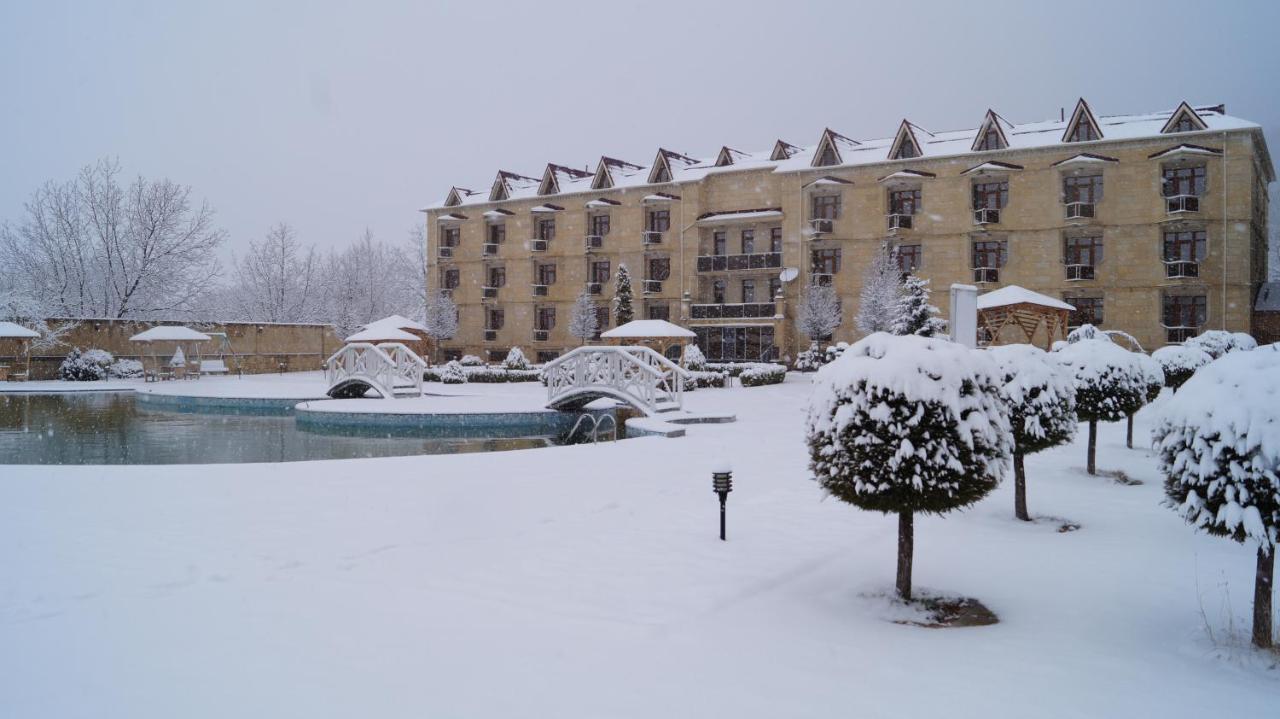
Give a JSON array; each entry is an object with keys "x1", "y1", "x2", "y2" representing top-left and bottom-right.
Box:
[
  {"x1": 533, "y1": 329, "x2": 550, "y2": 342},
  {"x1": 584, "y1": 235, "x2": 603, "y2": 251},
  {"x1": 482, "y1": 243, "x2": 499, "y2": 256},
  {"x1": 690, "y1": 302, "x2": 777, "y2": 320},
  {"x1": 1065, "y1": 202, "x2": 1095, "y2": 220},
  {"x1": 1065, "y1": 264, "x2": 1095, "y2": 281},
  {"x1": 532, "y1": 284, "x2": 548, "y2": 297},
  {"x1": 973, "y1": 207, "x2": 1001, "y2": 225},
  {"x1": 482, "y1": 286, "x2": 499, "y2": 299},
  {"x1": 886, "y1": 213, "x2": 913, "y2": 232},
  {"x1": 1164, "y1": 260, "x2": 1199, "y2": 279},
  {"x1": 530, "y1": 239, "x2": 549, "y2": 252},
  {"x1": 808, "y1": 217, "x2": 834, "y2": 235},
  {"x1": 586, "y1": 282, "x2": 603, "y2": 295},
  {"x1": 642, "y1": 231, "x2": 663, "y2": 245},
  {"x1": 696, "y1": 252, "x2": 782, "y2": 272},
  {"x1": 1165, "y1": 194, "x2": 1200, "y2": 214},
  {"x1": 973, "y1": 267, "x2": 999, "y2": 283},
  {"x1": 438, "y1": 245, "x2": 455, "y2": 259},
  {"x1": 643, "y1": 279, "x2": 663, "y2": 294}
]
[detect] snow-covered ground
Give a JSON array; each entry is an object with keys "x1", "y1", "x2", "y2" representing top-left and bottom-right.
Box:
[{"x1": 2, "y1": 374, "x2": 1276, "y2": 717}]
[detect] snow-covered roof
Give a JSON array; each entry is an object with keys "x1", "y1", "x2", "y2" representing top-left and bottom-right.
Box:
[
  {"x1": 428, "y1": 102, "x2": 1267, "y2": 211},
  {"x1": 600, "y1": 319, "x2": 696, "y2": 339},
  {"x1": 961, "y1": 161, "x2": 1024, "y2": 175},
  {"x1": 345, "y1": 326, "x2": 420, "y2": 343},
  {"x1": 0, "y1": 321, "x2": 39, "y2": 339},
  {"x1": 363, "y1": 314, "x2": 428, "y2": 333},
  {"x1": 129, "y1": 326, "x2": 212, "y2": 342},
  {"x1": 695, "y1": 208, "x2": 784, "y2": 224},
  {"x1": 976, "y1": 286, "x2": 1076, "y2": 312},
  {"x1": 1256, "y1": 282, "x2": 1280, "y2": 312}
]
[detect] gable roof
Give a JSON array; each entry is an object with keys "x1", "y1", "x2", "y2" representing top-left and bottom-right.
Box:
[
  {"x1": 443, "y1": 187, "x2": 478, "y2": 207},
  {"x1": 770, "y1": 139, "x2": 801, "y2": 161},
  {"x1": 971, "y1": 109, "x2": 1012, "y2": 151},
  {"x1": 1147, "y1": 143, "x2": 1223, "y2": 160},
  {"x1": 489, "y1": 170, "x2": 539, "y2": 202},
  {"x1": 591, "y1": 156, "x2": 644, "y2": 190},
  {"x1": 715, "y1": 146, "x2": 750, "y2": 167},
  {"x1": 811, "y1": 128, "x2": 860, "y2": 167},
  {"x1": 538, "y1": 163, "x2": 592, "y2": 196},
  {"x1": 1051, "y1": 152, "x2": 1120, "y2": 167},
  {"x1": 961, "y1": 160, "x2": 1024, "y2": 176},
  {"x1": 648, "y1": 148, "x2": 699, "y2": 184},
  {"x1": 1161, "y1": 101, "x2": 1209, "y2": 134},
  {"x1": 1062, "y1": 98, "x2": 1103, "y2": 143},
  {"x1": 888, "y1": 120, "x2": 931, "y2": 160}
]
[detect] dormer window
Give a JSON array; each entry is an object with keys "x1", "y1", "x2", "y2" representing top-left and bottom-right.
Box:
[
  {"x1": 888, "y1": 120, "x2": 927, "y2": 160},
  {"x1": 1063, "y1": 99, "x2": 1103, "y2": 143},
  {"x1": 1161, "y1": 102, "x2": 1209, "y2": 134},
  {"x1": 894, "y1": 143, "x2": 918, "y2": 160},
  {"x1": 1066, "y1": 120, "x2": 1099, "y2": 143},
  {"x1": 975, "y1": 127, "x2": 1003, "y2": 151},
  {"x1": 817, "y1": 144, "x2": 838, "y2": 166},
  {"x1": 1171, "y1": 116, "x2": 1197, "y2": 133}
]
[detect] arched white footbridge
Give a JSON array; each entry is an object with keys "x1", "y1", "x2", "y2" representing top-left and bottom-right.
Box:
[
  {"x1": 325, "y1": 342, "x2": 426, "y2": 399},
  {"x1": 543, "y1": 345, "x2": 690, "y2": 416}
]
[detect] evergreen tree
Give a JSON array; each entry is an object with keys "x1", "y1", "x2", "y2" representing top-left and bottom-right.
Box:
[
  {"x1": 990, "y1": 345, "x2": 1077, "y2": 521},
  {"x1": 890, "y1": 274, "x2": 947, "y2": 337},
  {"x1": 806, "y1": 334, "x2": 1011, "y2": 599},
  {"x1": 797, "y1": 283, "x2": 842, "y2": 347},
  {"x1": 1151, "y1": 344, "x2": 1212, "y2": 393},
  {"x1": 613, "y1": 264, "x2": 634, "y2": 327},
  {"x1": 569, "y1": 289, "x2": 599, "y2": 344},
  {"x1": 855, "y1": 245, "x2": 902, "y2": 335},
  {"x1": 1055, "y1": 338, "x2": 1148, "y2": 475}
]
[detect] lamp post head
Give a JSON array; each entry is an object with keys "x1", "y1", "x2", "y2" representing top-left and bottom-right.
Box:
[{"x1": 712, "y1": 470, "x2": 733, "y2": 494}]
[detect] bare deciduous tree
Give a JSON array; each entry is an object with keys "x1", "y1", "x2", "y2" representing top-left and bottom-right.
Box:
[
  {"x1": 230, "y1": 223, "x2": 321, "y2": 323},
  {"x1": 797, "y1": 283, "x2": 842, "y2": 347}
]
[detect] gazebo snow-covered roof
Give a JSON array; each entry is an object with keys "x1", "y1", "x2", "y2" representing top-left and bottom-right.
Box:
[
  {"x1": 975, "y1": 286, "x2": 1075, "y2": 350},
  {"x1": 0, "y1": 321, "x2": 40, "y2": 339},
  {"x1": 345, "y1": 326, "x2": 420, "y2": 343},
  {"x1": 128, "y1": 326, "x2": 212, "y2": 342},
  {"x1": 362, "y1": 314, "x2": 428, "y2": 333},
  {"x1": 600, "y1": 319, "x2": 697, "y2": 339}
]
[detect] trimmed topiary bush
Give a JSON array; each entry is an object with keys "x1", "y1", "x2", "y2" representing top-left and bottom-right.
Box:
[
  {"x1": 806, "y1": 333, "x2": 1011, "y2": 599},
  {"x1": 989, "y1": 344, "x2": 1077, "y2": 521},
  {"x1": 59, "y1": 348, "x2": 113, "y2": 381},
  {"x1": 1055, "y1": 338, "x2": 1148, "y2": 475},
  {"x1": 1182, "y1": 329, "x2": 1256, "y2": 359},
  {"x1": 1151, "y1": 344, "x2": 1212, "y2": 393},
  {"x1": 684, "y1": 344, "x2": 707, "y2": 371},
  {"x1": 739, "y1": 364, "x2": 787, "y2": 387},
  {"x1": 439, "y1": 360, "x2": 467, "y2": 384},
  {"x1": 459, "y1": 354, "x2": 485, "y2": 367},
  {"x1": 683, "y1": 370, "x2": 728, "y2": 391},
  {"x1": 502, "y1": 347, "x2": 530, "y2": 371},
  {"x1": 108, "y1": 359, "x2": 144, "y2": 379}
]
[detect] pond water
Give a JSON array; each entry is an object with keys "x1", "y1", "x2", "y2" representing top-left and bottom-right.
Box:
[{"x1": 0, "y1": 392, "x2": 559, "y2": 465}]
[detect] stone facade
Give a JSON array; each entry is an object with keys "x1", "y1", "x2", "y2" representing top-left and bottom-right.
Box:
[
  {"x1": 0, "y1": 319, "x2": 340, "y2": 379},
  {"x1": 424, "y1": 102, "x2": 1273, "y2": 362}
]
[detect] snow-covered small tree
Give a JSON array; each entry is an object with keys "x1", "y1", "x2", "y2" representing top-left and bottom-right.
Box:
[
  {"x1": 423, "y1": 291, "x2": 458, "y2": 361},
  {"x1": 1055, "y1": 339, "x2": 1149, "y2": 475},
  {"x1": 684, "y1": 344, "x2": 707, "y2": 371},
  {"x1": 855, "y1": 246, "x2": 902, "y2": 335},
  {"x1": 1126, "y1": 353, "x2": 1165, "y2": 449},
  {"x1": 569, "y1": 289, "x2": 598, "y2": 344},
  {"x1": 1154, "y1": 349, "x2": 1280, "y2": 649},
  {"x1": 1065, "y1": 323, "x2": 1109, "y2": 343},
  {"x1": 1152, "y1": 344, "x2": 1213, "y2": 392},
  {"x1": 439, "y1": 359, "x2": 466, "y2": 384},
  {"x1": 1183, "y1": 329, "x2": 1256, "y2": 359},
  {"x1": 890, "y1": 274, "x2": 947, "y2": 338},
  {"x1": 797, "y1": 282, "x2": 841, "y2": 348},
  {"x1": 613, "y1": 264, "x2": 634, "y2": 327},
  {"x1": 989, "y1": 345, "x2": 1077, "y2": 521},
  {"x1": 502, "y1": 347, "x2": 530, "y2": 371},
  {"x1": 806, "y1": 333, "x2": 1011, "y2": 599}
]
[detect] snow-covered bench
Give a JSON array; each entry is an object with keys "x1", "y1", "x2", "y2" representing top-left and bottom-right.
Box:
[{"x1": 200, "y1": 359, "x2": 229, "y2": 375}]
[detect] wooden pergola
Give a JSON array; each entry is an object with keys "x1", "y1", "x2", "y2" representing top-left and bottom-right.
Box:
[
  {"x1": 0, "y1": 321, "x2": 39, "y2": 381},
  {"x1": 975, "y1": 286, "x2": 1075, "y2": 350}
]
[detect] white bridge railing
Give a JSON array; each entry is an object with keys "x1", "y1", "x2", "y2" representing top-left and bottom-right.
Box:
[
  {"x1": 543, "y1": 345, "x2": 690, "y2": 415},
  {"x1": 324, "y1": 342, "x2": 426, "y2": 399}
]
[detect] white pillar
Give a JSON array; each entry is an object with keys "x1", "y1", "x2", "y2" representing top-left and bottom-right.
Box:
[{"x1": 950, "y1": 283, "x2": 978, "y2": 348}]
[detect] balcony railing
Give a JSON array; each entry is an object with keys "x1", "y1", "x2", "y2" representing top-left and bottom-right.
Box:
[
  {"x1": 696, "y1": 252, "x2": 782, "y2": 272},
  {"x1": 482, "y1": 243, "x2": 498, "y2": 256},
  {"x1": 1065, "y1": 202, "x2": 1095, "y2": 220},
  {"x1": 644, "y1": 279, "x2": 663, "y2": 294},
  {"x1": 973, "y1": 208, "x2": 1001, "y2": 225},
  {"x1": 532, "y1": 284, "x2": 548, "y2": 296},
  {"x1": 973, "y1": 267, "x2": 999, "y2": 283},
  {"x1": 482, "y1": 286, "x2": 499, "y2": 299},
  {"x1": 1165, "y1": 325, "x2": 1199, "y2": 343},
  {"x1": 438, "y1": 246, "x2": 455, "y2": 259},
  {"x1": 887, "y1": 213, "x2": 913, "y2": 231},
  {"x1": 1065, "y1": 264, "x2": 1095, "y2": 281},
  {"x1": 585, "y1": 235, "x2": 603, "y2": 251},
  {"x1": 531, "y1": 239, "x2": 549, "y2": 252},
  {"x1": 586, "y1": 282, "x2": 603, "y2": 295},
  {"x1": 690, "y1": 302, "x2": 777, "y2": 320},
  {"x1": 534, "y1": 329, "x2": 550, "y2": 342},
  {"x1": 1166, "y1": 194, "x2": 1200, "y2": 214},
  {"x1": 811, "y1": 272, "x2": 834, "y2": 286},
  {"x1": 484, "y1": 329, "x2": 498, "y2": 342},
  {"x1": 809, "y1": 218, "x2": 834, "y2": 235},
  {"x1": 1165, "y1": 260, "x2": 1199, "y2": 278},
  {"x1": 642, "y1": 231, "x2": 664, "y2": 245}
]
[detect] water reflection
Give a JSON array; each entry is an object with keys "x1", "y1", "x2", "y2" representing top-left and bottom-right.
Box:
[{"x1": 0, "y1": 393, "x2": 555, "y2": 465}]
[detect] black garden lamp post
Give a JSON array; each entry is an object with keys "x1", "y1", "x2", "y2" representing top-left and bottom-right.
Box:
[{"x1": 712, "y1": 463, "x2": 733, "y2": 541}]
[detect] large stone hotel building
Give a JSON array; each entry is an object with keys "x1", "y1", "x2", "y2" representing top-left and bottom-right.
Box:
[{"x1": 422, "y1": 99, "x2": 1273, "y2": 363}]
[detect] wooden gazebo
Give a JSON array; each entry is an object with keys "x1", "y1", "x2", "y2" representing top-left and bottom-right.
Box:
[
  {"x1": 0, "y1": 321, "x2": 39, "y2": 381},
  {"x1": 600, "y1": 319, "x2": 697, "y2": 365},
  {"x1": 129, "y1": 325, "x2": 211, "y2": 380},
  {"x1": 357, "y1": 315, "x2": 432, "y2": 361},
  {"x1": 975, "y1": 286, "x2": 1075, "y2": 350}
]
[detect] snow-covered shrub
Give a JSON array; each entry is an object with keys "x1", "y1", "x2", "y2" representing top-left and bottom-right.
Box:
[
  {"x1": 439, "y1": 360, "x2": 467, "y2": 384},
  {"x1": 1055, "y1": 339, "x2": 1148, "y2": 475},
  {"x1": 684, "y1": 344, "x2": 707, "y2": 371},
  {"x1": 806, "y1": 333, "x2": 1011, "y2": 599},
  {"x1": 989, "y1": 344, "x2": 1077, "y2": 521},
  {"x1": 108, "y1": 358, "x2": 144, "y2": 379},
  {"x1": 794, "y1": 346, "x2": 824, "y2": 372},
  {"x1": 59, "y1": 347, "x2": 113, "y2": 381},
  {"x1": 466, "y1": 368, "x2": 540, "y2": 383},
  {"x1": 1065, "y1": 323, "x2": 1109, "y2": 344},
  {"x1": 459, "y1": 354, "x2": 485, "y2": 367},
  {"x1": 1151, "y1": 345, "x2": 1212, "y2": 392},
  {"x1": 502, "y1": 347, "x2": 530, "y2": 371},
  {"x1": 683, "y1": 370, "x2": 727, "y2": 390},
  {"x1": 1153, "y1": 348, "x2": 1280, "y2": 649},
  {"x1": 1182, "y1": 329, "x2": 1255, "y2": 359},
  {"x1": 824, "y1": 342, "x2": 848, "y2": 364},
  {"x1": 739, "y1": 364, "x2": 787, "y2": 387}
]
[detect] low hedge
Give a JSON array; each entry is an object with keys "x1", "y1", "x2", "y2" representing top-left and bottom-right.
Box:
[
  {"x1": 423, "y1": 366, "x2": 542, "y2": 383},
  {"x1": 683, "y1": 370, "x2": 728, "y2": 390},
  {"x1": 738, "y1": 363, "x2": 787, "y2": 387}
]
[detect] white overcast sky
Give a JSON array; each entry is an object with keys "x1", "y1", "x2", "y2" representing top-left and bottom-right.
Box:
[{"x1": 2, "y1": 0, "x2": 1277, "y2": 260}]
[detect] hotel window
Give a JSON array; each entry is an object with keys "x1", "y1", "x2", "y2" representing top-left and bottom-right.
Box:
[
  {"x1": 488, "y1": 224, "x2": 505, "y2": 244},
  {"x1": 648, "y1": 257, "x2": 671, "y2": 282},
  {"x1": 1163, "y1": 165, "x2": 1206, "y2": 197},
  {"x1": 712, "y1": 279, "x2": 726, "y2": 304},
  {"x1": 647, "y1": 303, "x2": 670, "y2": 321},
  {"x1": 811, "y1": 194, "x2": 841, "y2": 220},
  {"x1": 441, "y1": 268, "x2": 460, "y2": 289},
  {"x1": 647, "y1": 209, "x2": 670, "y2": 232},
  {"x1": 590, "y1": 260, "x2": 611, "y2": 285},
  {"x1": 896, "y1": 244, "x2": 922, "y2": 273},
  {"x1": 1067, "y1": 118, "x2": 1100, "y2": 143},
  {"x1": 589, "y1": 214, "x2": 610, "y2": 236},
  {"x1": 889, "y1": 188, "x2": 922, "y2": 215},
  {"x1": 972, "y1": 181, "x2": 1009, "y2": 210},
  {"x1": 1163, "y1": 294, "x2": 1207, "y2": 343},
  {"x1": 1065, "y1": 236, "x2": 1103, "y2": 279},
  {"x1": 741, "y1": 229, "x2": 755, "y2": 254},
  {"x1": 972, "y1": 240, "x2": 1007, "y2": 283},
  {"x1": 1067, "y1": 296, "x2": 1104, "y2": 329},
  {"x1": 1063, "y1": 174, "x2": 1104, "y2": 203},
  {"x1": 536, "y1": 263, "x2": 556, "y2": 286},
  {"x1": 485, "y1": 308, "x2": 504, "y2": 330},
  {"x1": 741, "y1": 279, "x2": 756, "y2": 303},
  {"x1": 487, "y1": 266, "x2": 506, "y2": 287},
  {"x1": 769, "y1": 227, "x2": 783, "y2": 253},
  {"x1": 974, "y1": 127, "x2": 1002, "y2": 151},
  {"x1": 442, "y1": 227, "x2": 461, "y2": 247},
  {"x1": 1171, "y1": 116, "x2": 1198, "y2": 133},
  {"x1": 537, "y1": 218, "x2": 556, "y2": 242},
  {"x1": 817, "y1": 144, "x2": 838, "y2": 167},
  {"x1": 1163, "y1": 229, "x2": 1206, "y2": 276},
  {"x1": 811, "y1": 248, "x2": 841, "y2": 275},
  {"x1": 713, "y1": 231, "x2": 727, "y2": 256},
  {"x1": 536, "y1": 307, "x2": 556, "y2": 331}
]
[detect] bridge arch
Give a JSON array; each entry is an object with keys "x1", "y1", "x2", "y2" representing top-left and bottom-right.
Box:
[
  {"x1": 542, "y1": 346, "x2": 689, "y2": 416},
  {"x1": 324, "y1": 342, "x2": 426, "y2": 399}
]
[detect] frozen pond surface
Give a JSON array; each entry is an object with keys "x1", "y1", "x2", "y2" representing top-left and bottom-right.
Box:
[{"x1": 0, "y1": 392, "x2": 555, "y2": 464}]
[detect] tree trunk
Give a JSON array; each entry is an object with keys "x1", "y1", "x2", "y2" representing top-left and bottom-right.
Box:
[
  {"x1": 896, "y1": 510, "x2": 914, "y2": 600},
  {"x1": 1087, "y1": 420, "x2": 1098, "y2": 475},
  {"x1": 1014, "y1": 451, "x2": 1030, "y2": 521},
  {"x1": 1254, "y1": 547, "x2": 1274, "y2": 649},
  {"x1": 1126, "y1": 414, "x2": 1134, "y2": 449}
]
